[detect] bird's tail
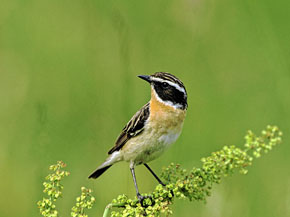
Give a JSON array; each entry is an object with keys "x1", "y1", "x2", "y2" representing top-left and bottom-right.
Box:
[
  {"x1": 88, "y1": 165, "x2": 112, "y2": 179},
  {"x1": 88, "y1": 151, "x2": 122, "y2": 179}
]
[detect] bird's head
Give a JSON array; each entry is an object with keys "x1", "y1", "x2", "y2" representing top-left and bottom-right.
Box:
[{"x1": 138, "y1": 72, "x2": 187, "y2": 110}]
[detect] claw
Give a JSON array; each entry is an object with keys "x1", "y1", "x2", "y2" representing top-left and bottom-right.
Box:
[{"x1": 137, "y1": 193, "x2": 154, "y2": 207}]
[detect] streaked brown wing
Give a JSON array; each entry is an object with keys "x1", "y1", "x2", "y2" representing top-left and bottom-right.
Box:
[{"x1": 108, "y1": 102, "x2": 150, "y2": 154}]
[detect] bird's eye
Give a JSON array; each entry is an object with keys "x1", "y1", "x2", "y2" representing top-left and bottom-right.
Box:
[{"x1": 162, "y1": 82, "x2": 169, "y2": 88}]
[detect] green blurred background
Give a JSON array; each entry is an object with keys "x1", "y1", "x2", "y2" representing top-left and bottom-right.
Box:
[{"x1": 1, "y1": 0, "x2": 290, "y2": 216}]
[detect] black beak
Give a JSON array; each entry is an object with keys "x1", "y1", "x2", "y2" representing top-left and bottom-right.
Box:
[{"x1": 138, "y1": 75, "x2": 151, "y2": 83}]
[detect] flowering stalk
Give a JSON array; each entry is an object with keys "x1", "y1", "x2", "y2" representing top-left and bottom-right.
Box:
[
  {"x1": 37, "y1": 161, "x2": 95, "y2": 217},
  {"x1": 105, "y1": 125, "x2": 282, "y2": 217},
  {"x1": 37, "y1": 161, "x2": 70, "y2": 217},
  {"x1": 71, "y1": 187, "x2": 96, "y2": 217}
]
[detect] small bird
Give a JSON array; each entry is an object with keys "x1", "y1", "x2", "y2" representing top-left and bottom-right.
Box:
[{"x1": 89, "y1": 72, "x2": 188, "y2": 202}]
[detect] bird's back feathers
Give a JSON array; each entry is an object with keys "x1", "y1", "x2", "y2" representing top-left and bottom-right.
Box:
[{"x1": 108, "y1": 102, "x2": 150, "y2": 154}]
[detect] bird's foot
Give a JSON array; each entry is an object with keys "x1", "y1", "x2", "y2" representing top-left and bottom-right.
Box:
[{"x1": 137, "y1": 193, "x2": 154, "y2": 207}]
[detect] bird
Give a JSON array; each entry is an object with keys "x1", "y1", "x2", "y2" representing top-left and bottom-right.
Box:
[{"x1": 88, "y1": 72, "x2": 188, "y2": 203}]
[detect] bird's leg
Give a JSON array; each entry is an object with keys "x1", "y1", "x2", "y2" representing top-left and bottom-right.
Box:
[
  {"x1": 130, "y1": 165, "x2": 141, "y2": 198},
  {"x1": 144, "y1": 163, "x2": 165, "y2": 186},
  {"x1": 144, "y1": 163, "x2": 174, "y2": 197},
  {"x1": 130, "y1": 164, "x2": 152, "y2": 206}
]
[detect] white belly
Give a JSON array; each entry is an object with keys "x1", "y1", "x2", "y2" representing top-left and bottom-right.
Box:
[
  {"x1": 121, "y1": 121, "x2": 183, "y2": 165},
  {"x1": 158, "y1": 132, "x2": 180, "y2": 145}
]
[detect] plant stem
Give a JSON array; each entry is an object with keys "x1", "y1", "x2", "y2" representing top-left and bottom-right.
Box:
[{"x1": 103, "y1": 203, "x2": 126, "y2": 217}]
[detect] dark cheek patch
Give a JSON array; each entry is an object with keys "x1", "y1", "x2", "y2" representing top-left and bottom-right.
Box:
[{"x1": 154, "y1": 83, "x2": 187, "y2": 109}]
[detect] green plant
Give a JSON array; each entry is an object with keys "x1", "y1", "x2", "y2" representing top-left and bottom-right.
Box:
[
  {"x1": 37, "y1": 125, "x2": 282, "y2": 217},
  {"x1": 71, "y1": 187, "x2": 96, "y2": 217},
  {"x1": 37, "y1": 161, "x2": 95, "y2": 217},
  {"x1": 104, "y1": 125, "x2": 282, "y2": 217}
]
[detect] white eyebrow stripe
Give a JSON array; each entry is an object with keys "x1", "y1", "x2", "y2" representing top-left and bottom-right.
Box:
[{"x1": 151, "y1": 77, "x2": 186, "y2": 95}]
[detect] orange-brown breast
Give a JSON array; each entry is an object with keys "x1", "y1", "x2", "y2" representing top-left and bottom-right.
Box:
[{"x1": 149, "y1": 87, "x2": 186, "y2": 131}]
